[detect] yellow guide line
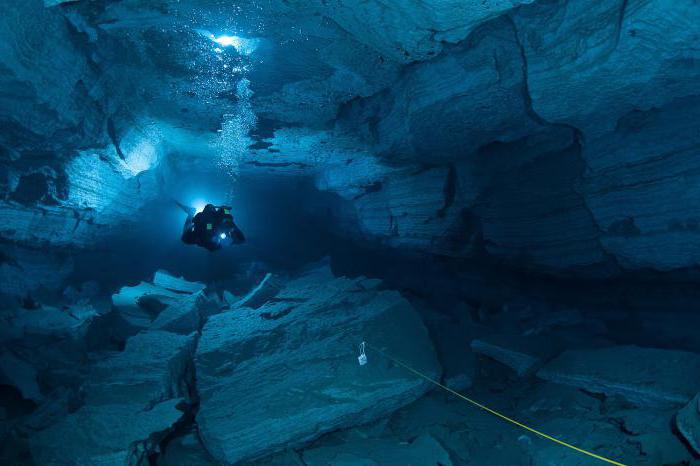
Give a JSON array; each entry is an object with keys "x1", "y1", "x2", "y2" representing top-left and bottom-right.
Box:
[{"x1": 365, "y1": 343, "x2": 627, "y2": 466}]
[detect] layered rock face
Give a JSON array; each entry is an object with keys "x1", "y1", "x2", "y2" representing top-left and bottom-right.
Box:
[
  {"x1": 195, "y1": 265, "x2": 440, "y2": 463},
  {"x1": 2, "y1": 1, "x2": 700, "y2": 463},
  {"x1": 222, "y1": 0, "x2": 700, "y2": 276},
  {"x1": 2, "y1": 0, "x2": 699, "y2": 283},
  {"x1": 319, "y1": 0, "x2": 700, "y2": 273}
]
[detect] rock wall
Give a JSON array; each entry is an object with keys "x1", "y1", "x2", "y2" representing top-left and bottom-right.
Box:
[
  {"x1": 282, "y1": 0, "x2": 700, "y2": 275},
  {"x1": 2, "y1": 0, "x2": 700, "y2": 280}
]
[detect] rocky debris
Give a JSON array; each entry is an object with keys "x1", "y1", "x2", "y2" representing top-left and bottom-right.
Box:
[
  {"x1": 112, "y1": 270, "x2": 217, "y2": 333},
  {"x1": 29, "y1": 329, "x2": 195, "y2": 464},
  {"x1": 195, "y1": 265, "x2": 441, "y2": 463},
  {"x1": 471, "y1": 334, "x2": 559, "y2": 377},
  {"x1": 302, "y1": 433, "x2": 452, "y2": 465},
  {"x1": 676, "y1": 393, "x2": 700, "y2": 455},
  {"x1": 537, "y1": 346, "x2": 700, "y2": 407}
]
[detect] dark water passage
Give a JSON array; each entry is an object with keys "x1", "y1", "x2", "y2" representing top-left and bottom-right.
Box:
[{"x1": 1, "y1": 1, "x2": 700, "y2": 465}]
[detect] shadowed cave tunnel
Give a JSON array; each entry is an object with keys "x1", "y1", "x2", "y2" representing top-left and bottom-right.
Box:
[{"x1": 1, "y1": 0, "x2": 700, "y2": 465}]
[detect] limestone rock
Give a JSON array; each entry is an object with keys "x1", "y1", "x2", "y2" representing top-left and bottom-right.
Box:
[
  {"x1": 112, "y1": 282, "x2": 182, "y2": 330},
  {"x1": 195, "y1": 266, "x2": 441, "y2": 463},
  {"x1": 30, "y1": 399, "x2": 184, "y2": 466},
  {"x1": 676, "y1": 393, "x2": 700, "y2": 455},
  {"x1": 0, "y1": 351, "x2": 42, "y2": 402},
  {"x1": 84, "y1": 330, "x2": 196, "y2": 406},
  {"x1": 153, "y1": 270, "x2": 205, "y2": 294},
  {"x1": 471, "y1": 334, "x2": 559, "y2": 376},
  {"x1": 233, "y1": 272, "x2": 284, "y2": 310},
  {"x1": 151, "y1": 291, "x2": 221, "y2": 334},
  {"x1": 112, "y1": 271, "x2": 212, "y2": 332},
  {"x1": 29, "y1": 330, "x2": 196, "y2": 464},
  {"x1": 302, "y1": 433, "x2": 452, "y2": 466},
  {"x1": 537, "y1": 346, "x2": 700, "y2": 407},
  {"x1": 0, "y1": 246, "x2": 73, "y2": 297},
  {"x1": 7, "y1": 304, "x2": 97, "y2": 339},
  {"x1": 291, "y1": 0, "x2": 533, "y2": 63},
  {"x1": 159, "y1": 431, "x2": 218, "y2": 466}
]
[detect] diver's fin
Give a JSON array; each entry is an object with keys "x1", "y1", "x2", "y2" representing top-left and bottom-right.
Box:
[{"x1": 173, "y1": 199, "x2": 196, "y2": 216}]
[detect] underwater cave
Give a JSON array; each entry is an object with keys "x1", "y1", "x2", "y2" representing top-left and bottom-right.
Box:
[{"x1": 1, "y1": 0, "x2": 700, "y2": 464}]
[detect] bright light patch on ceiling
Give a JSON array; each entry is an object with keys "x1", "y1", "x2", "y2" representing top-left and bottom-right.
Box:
[
  {"x1": 196, "y1": 29, "x2": 259, "y2": 55},
  {"x1": 213, "y1": 35, "x2": 239, "y2": 47}
]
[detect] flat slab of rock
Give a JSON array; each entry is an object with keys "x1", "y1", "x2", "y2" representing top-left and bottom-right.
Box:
[
  {"x1": 537, "y1": 346, "x2": 700, "y2": 407},
  {"x1": 195, "y1": 266, "x2": 441, "y2": 464},
  {"x1": 112, "y1": 271, "x2": 210, "y2": 331},
  {"x1": 471, "y1": 334, "x2": 560, "y2": 376},
  {"x1": 676, "y1": 393, "x2": 700, "y2": 455},
  {"x1": 112, "y1": 282, "x2": 182, "y2": 329},
  {"x1": 153, "y1": 270, "x2": 206, "y2": 294}
]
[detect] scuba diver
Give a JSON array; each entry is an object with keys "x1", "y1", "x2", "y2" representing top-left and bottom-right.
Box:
[{"x1": 176, "y1": 201, "x2": 245, "y2": 252}]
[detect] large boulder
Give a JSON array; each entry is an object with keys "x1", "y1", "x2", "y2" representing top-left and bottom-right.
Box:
[
  {"x1": 195, "y1": 265, "x2": 441, "y2": 463},
  {"x1": 29, "y1": 330, "x2": 196, "y2": 464},
  {"x1": 537, "y1": 346, "x2": 700, "y2": 407}
]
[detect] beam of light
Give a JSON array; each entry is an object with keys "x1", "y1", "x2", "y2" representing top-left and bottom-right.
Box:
[
  {"x1": 192, "y1": 200, "x2": 207, "y2": 214},
  {"x1": 219, "y1": 233, "x2": 227, "y2": 239}
]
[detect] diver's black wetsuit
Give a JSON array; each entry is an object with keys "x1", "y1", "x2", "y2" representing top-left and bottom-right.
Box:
[{"x1": 181, "y1": 204, "x2": 245, "y2": 251}]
